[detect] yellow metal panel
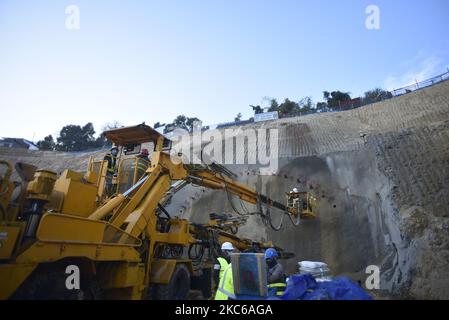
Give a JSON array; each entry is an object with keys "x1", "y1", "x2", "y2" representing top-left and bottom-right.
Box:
[
  {"x1": 150, "y1": 259, "x2": 177, "y2": 284},
  {"x1": 99, "y1": 262, "x2": 145, "y2": 289},
  {"x1": 153, "y1": 219, "x2": 195, "y2": 245},
  {"x1": 35, "y1": 213, "x2": 142, "y2": 247},
  {"x1": 47, "y1": 190, "x2": 64, "y2": 212},
  {"x1": 36, "y1": 213, "x2": 105, "y2": 243},
  {"x1": 62, "y1": 180, "x2": 97, "y2": 216},
  {"x1": 50, "y1": 170, "x2": 98, "y2": 217},
  {"x1": 26, "y1": 170, "x2": 57, "y2": 201},
  {"x1": 60, "y1": 169, "x2": 84, "y2": 181},
  {"x1": 0, "y1": 263, "x2": 37, "y2": 299},
  {"x1": 16, "y1": 241, "x2": 141, "y2": 263}
]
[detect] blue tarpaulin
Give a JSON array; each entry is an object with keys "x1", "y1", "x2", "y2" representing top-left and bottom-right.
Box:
[{"x1": 278, "y1": 274, "x2": 373, "y2": 300}]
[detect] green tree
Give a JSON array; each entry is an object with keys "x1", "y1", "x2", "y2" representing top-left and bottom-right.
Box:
[
  {"x1": 316, "y1": 102, "x2": 328, "y2": 112},
  {"x1": 37, "y1": 135, "x2": 56, "y2": 151},
  {"x1": 82, "y1": 122, "x2": 96, "y2": 147},
  {"x1": 56, "y1": 122, "x2": 97, "y2": 151},
  {"x1": 268, "y1": 98, "x2": 279, "y2": 112},
  {"x1": 323, "y1": 91, "x2": 351, "y2": 109},
  {"x1": 153, "y1": 122, "x2": 165, "y2": 128},
  {"x1": 186, "y1": 117, "x2": 201, "y2": 131},
  {"x1": 56, "y1": 125, "x2": 84, "y2": 151},
  {"x1": 298, "y1": 96, "x2": 314, "y2": 113},
  {"x1": 96, "y1": 121, "x2": 123, "y2": 148},
  {"x1": 234, "y1": 113, "x2": 242, "y2": 122},
  {"x1": 250, "y1": 105, "x2": 264, "y2": 114},
  {"x1": 278, "y1": 98, "x2": 300, "y2": 116},
  {"x1": 173, "y1": 115, "x2": 188, "y2": 130},
  {"x1": 170, "y1": 115, "x2": 202, "y2": 132},
  {"x1": 363, "y1": 88, "x2": 393, "y2": 105}
]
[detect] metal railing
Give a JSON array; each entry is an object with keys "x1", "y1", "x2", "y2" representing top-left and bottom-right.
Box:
[
  {"x1": 390, "y1": 70, "x2": 449, "y2": 96},
  {"x1": 181, "y1": 70, "x2": 449, "y2": 130}
]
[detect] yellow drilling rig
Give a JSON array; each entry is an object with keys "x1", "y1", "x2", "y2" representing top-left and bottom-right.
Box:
[{"x1": 0, "y1": 124, "x2": 316, "y2": 299}]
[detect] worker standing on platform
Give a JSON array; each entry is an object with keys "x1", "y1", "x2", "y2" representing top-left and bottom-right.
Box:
[
  {"x1": 133, "y1": 148, "x2": 151, "y2": 180},
  {"x1": 104, "y1": 145, "x2": 118, "y2": 196},
  {"x1": 137, "y1": 148, "x2": 150, "y2": 162},
  {"x1": 265, "y1": 248, "x2": 287, "y2": 297}
]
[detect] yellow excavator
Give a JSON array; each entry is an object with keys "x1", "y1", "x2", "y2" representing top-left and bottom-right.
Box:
[{"x1": 0, "y1": 123, "x2": 316, "y2": 299}]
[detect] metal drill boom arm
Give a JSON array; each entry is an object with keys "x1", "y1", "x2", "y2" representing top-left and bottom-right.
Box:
[
  {"x1": 186, "y1": 168, "x2": 296, "y2": 214},
  {"x1": 89, "y1": 150, "x2": 311, "y2": 239}
]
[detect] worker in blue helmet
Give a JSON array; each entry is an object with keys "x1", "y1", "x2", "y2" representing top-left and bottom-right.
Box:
[{"x1": 265, "y1": 248, "x2": 287, "y2": 297}]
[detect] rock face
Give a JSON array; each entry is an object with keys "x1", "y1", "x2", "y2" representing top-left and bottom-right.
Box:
[
  {"x1": 183, "y1": 80, "x2": 449, "y2": 299},
  {"x1": 1, "y1": 80, "x2": 449, "y2": 299}
]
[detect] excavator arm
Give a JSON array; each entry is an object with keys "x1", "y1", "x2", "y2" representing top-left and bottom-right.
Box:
[
  {"x1": 185, "y1": 165, "x2": 315, "y2": 218},
  {"x1": 88, "y1": 124, "x2": 316, "y2": 240},
  {"x1": 89, "y1": 149, "x2": 316, "y2": 239}
]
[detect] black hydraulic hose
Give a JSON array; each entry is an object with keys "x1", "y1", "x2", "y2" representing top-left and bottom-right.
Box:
[
  {"x1": 157, "y1": 203, "x2": 171, "y2": 219},
  {"x1": 287, "y1": 208, "x2": 301, "y2": 226},
  {"x1": 217, "y1": 170, "x2": 253, "y2": 216},
  {"x1": 268, "y1": 210, "x2": 284, "y2": 231},
  {"x1": 207, "y1": 165, "x2": 298, "y2": 229},
  {"x1": 188, "y1": 243, "x2": 205, "y2": 266}
]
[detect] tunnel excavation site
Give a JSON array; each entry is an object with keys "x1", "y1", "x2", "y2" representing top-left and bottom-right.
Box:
[
  {"x1": 170, "y1": 81, "x2": 449, "y2": 299},
  {"x1": 1, "y1": 80, "x2": 448, "y2": 300}
]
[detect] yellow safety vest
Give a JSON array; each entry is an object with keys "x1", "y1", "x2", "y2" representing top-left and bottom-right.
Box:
[
  {"x1": 217, "y1": 257, "x2": 229, "y2": 282},
  {"x1": 104, "y1": 154, "x2": 117, "y2": 174},
  {"x1": 132, "y1": 158, "x2": 150, "y2": 180},
  {"x1": 136, "y1": 157, "x2": 149, "y2": 170},
  {"x1": 214, "y1": 264, "x2": 236, "y2": 300},
  {"x1": 268, "y1": 282, "x2": 286, "y2": 296}
]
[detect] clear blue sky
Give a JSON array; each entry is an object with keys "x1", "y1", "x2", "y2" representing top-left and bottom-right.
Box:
[{"x1": 1, "y1": 0, "x2": 448, "y2": 141}]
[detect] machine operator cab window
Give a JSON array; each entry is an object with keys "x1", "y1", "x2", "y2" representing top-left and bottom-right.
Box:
[
  {"x1": 100, "y1": 123, "x2": 172, "y2": 196},
  {"x1": 116, "y1": 144, "x2": 150, "y2": 194}
]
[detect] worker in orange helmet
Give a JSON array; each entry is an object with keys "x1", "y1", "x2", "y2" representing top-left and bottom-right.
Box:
[
  {"x1": 132, "y1": 148, "x2": 151, "y2": 182},
  {"x1": 138, "y1": 148, "x2": 150, "y2": 162}
]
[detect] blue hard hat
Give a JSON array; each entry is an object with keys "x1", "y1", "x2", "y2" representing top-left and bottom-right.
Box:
[{"x1": 265, "y1": 248, "x2": 278, "y2": 259}]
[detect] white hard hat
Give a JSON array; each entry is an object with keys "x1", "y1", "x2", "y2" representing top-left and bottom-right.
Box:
[
  {"x1": 292, "y1": 188, "x2": 298, "y2": 193},
  {"x1": 221, "y1": 242, "x2": 234, "y2": 251}
]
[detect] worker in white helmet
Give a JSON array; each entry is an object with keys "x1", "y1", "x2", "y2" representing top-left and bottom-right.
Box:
[
  {"x1": 214, "y1": 242, "x2": 236, "y2": 300},
  {"x1": 215, "y1": 242, "x2": 234, "y2": 280},
  {"x1": 287, "y1": 187, "x2": 300, "y2": 208},
  {"x1": 104, "y1": 145, "x2": 119, "y2": 196}
]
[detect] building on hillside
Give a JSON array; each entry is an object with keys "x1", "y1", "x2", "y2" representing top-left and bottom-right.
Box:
[{"x1": 0, "y1": 137, "x2": 39, "y2": 150}]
